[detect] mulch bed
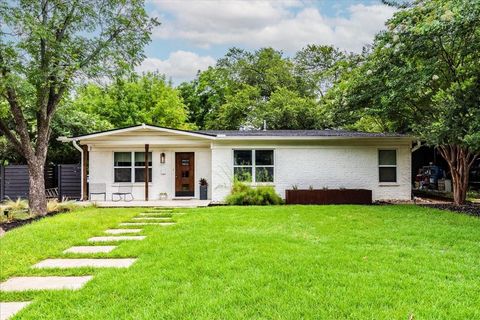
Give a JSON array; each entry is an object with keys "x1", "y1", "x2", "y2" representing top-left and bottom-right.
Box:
[
  {"x1": 420, "y1": 203, "x2": 480, "y2": 217},
  {"x1": 0, "y1": 210, "x2": 65, "y2": 232}
]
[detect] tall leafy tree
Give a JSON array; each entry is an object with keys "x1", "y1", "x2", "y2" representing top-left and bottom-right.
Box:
[
  {"x1": 73, "y1": 73, "x2": 191, "y2": 129},
  {"x1": 327, "y1": 0, "x2": 480, "y2": 204},
  {"x1": 180, "y1": 47, "x2": 326, "y2": 130},
  {"x1": 294, "y1": 45, "x2": 355, "y2": 99},
  {"x1": 0, "y1": 0, "x2": 159, "y2": 214}
]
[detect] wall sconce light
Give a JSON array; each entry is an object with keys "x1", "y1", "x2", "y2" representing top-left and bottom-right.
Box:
[{"x1": 160, "y1": 152, "x2": 166, "y2": 164}]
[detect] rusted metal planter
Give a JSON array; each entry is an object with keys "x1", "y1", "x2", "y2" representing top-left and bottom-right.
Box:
[{"x1": 285, "y1": 189, "x2": 372, "y2": 205}]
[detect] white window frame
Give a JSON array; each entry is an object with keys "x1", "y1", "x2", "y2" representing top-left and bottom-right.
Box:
[
  {"x1": 113, "y1": 151, "x2": 152, "y2": 183},
  {"x1": 378, "y1": 149, "x2": 397, "y2": 184},
  {"x1": 233, "y1": 149, "x2": 275, "y2": 184}
]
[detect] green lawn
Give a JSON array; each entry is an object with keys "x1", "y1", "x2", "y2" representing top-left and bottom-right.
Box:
[{"x1": 1, "y1": 205, "x2": 480, "y2": 319}]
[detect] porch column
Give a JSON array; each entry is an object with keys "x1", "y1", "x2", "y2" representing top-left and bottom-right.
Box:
[
  {"x1": 81, "y1": 145, "x2": 89, "y2": 200},
  {"x1": 145, "y1": 144, "x2": 149, "y2": 201}
]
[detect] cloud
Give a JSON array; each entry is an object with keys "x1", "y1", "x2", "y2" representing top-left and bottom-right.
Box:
[
  {"x1": 136, "y1": 51, "x2": 215, "y2": 83},
  {"x1": 151, "y1": 1, "x2": 396, "y2": 53}
]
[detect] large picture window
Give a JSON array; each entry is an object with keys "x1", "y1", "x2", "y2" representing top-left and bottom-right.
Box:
[
  {"x1": 114, "y1": 152, "x2": 152, "y2": 183},
  {"x1": 378, "y1": 150, "x2": 397, "y2": 183},
  {"x1": 234, "y1": 150, "x2": 274, "y2": 183}
]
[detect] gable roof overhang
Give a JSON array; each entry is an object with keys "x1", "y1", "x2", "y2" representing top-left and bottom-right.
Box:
[{"x1": 58, "y1": 124, "x2": 216, "y2": 143}]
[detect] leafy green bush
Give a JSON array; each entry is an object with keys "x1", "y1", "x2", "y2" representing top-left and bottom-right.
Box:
[{"x1": 225, "y1": 181, "x2": 283, "y2": 205}]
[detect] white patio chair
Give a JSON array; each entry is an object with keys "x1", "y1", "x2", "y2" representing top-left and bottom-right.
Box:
[
  {"x1": 89, "y1": 183, "x2": 106, "y2": 201},
  {"x1": 112, "y1": 184, "x2": 134, "y2": 202}
]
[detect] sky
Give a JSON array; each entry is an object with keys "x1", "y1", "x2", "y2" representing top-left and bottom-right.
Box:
[{"x1": 137, "y1": 0, "x2": 397, "y2": 84}]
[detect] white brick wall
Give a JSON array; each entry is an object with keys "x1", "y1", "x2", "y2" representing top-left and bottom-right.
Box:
[{"x1": 211, "y1": 142, "x2": 411, "y2": 202}]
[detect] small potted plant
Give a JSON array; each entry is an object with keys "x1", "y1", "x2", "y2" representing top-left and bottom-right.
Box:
[{"x1": 199, "y1": 178, "x2": 208, "y2": 200}]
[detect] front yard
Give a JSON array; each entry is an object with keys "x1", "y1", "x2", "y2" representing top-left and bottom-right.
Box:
[{"x1": 1, "y1": 205, "x2": 479, "y2": 319}]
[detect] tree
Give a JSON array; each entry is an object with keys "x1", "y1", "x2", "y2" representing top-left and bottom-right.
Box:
[
  {"x1": 294, "y1": 45, "x2": 354, "y2": 99},
  {"x1": 180, "y1": 47, "x2": 326, "y2": 130},
  {"x1": 327, "y1": 0, "x2": 480, "y2": 204},
  {"x1": 73, "y1": 73, "x2": 192, "y2": 129},
  {"x1": 0, "y1": 0, "x2": 159, "y2": 215}
]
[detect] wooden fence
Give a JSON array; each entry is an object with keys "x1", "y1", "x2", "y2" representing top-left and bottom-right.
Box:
[{"x1": 0, "y1": 164, "x2": 80, "y2": 201}]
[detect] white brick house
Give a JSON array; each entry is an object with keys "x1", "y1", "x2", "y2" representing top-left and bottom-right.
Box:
[{"x1": 60, "y1": 124, "x2": 413, "y2": 202}]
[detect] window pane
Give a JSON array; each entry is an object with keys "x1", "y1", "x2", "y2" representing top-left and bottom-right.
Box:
[
  {"x1": 379, "y1": 167, "x2": 397, "y2": 182},
  {"x1": 379, "y1": 150, "x2": 396, "y2": 165},
  {"x1": 134, "y1": 168, "x2": 152, "y2": 182},
  {"x1": 255, "y1": 150, "x2": 274, "y2": 165},
  {"x1": 234, "y1": 167, "x2": 252, "y2": 182},
  {"x1": 234, "y1": 150, "x2": 252, "y2": 165},
  {"x1": 114, "y1": 168, "x2": 131, "y2": 182},
  {"x1": 255, "y1": 167, "x2": 274, "y2": 182},
  {"x1": 135, "y1": 152, "x2": 152, "y2": 166},
  {"x1": 114, "y1": 152, "x2": 131, "y2": 167}
]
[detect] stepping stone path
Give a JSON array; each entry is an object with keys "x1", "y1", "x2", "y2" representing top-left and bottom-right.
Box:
[
  {"x1": 105, "y1": 228, "x2": 142, "y2": 234},
  {"x1": 0, "y1": 276, "x2": 93, "y2": 292},
  {"x1": 1, "y1": 210, "x2": 178, "y2": 316},
  {"x1": 120, "y1": 222, "x2": 176, "y2": 226},
  {"x1": 132, "y1": 217, "x2": 172, "y2": 221},
  {"x1": 88, "y1": 235, "x2": 146, "y2": 242},
  {"x1": 64, "y1": 246, "x2": 117, "y2": 254},
  {"x1": 33, "y1": 258, "x2": 136, "y2": 269},
  {"x1": 0, "y1": 302, "x2": 31, "y2": 320}
]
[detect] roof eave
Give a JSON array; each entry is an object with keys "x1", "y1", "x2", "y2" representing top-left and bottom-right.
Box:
[{"x1": 59, "y1": 124, "x2": 217, "y2": 142}]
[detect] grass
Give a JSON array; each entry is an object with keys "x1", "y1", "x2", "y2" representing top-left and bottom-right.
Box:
[{"x1": 1, "y1": 205, "x2": 480, "y2": 319}]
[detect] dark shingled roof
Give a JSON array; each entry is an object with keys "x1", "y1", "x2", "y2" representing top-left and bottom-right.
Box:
[{"x1": 197, "y1": 130, "x2": 408, "y2": 138}]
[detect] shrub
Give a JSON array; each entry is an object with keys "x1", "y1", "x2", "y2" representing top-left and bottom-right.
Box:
[
  {"x1": 225, "y1": 181, "x2": 283, "y2": 205},
  {"x1": 4, "y1": 198, "x2": 28, "y2": 212},
  {"x1": 47, "y1": 199, "x2": 79, "y2": 213}
]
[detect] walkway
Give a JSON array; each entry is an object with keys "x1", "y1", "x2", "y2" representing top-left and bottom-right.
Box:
[{"x1": 0, "y1": 208, "x2": 178, "y2": 319}]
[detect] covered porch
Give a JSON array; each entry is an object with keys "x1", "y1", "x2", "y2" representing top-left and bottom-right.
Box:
[{"x1": 59, "y1": 124, "x2": 215, "y2": 202}]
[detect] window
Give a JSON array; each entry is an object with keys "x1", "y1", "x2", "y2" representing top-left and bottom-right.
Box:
[
  {"x1": 114, "y1": 152, "x2": 132, "y2": 183},
  {"x1": 114, "y1": 152, "x2": 152, "y2": 183},
  {"x1": 234, "y1": 150, "x2": 274, "y2": 183},
  {"x1": 378, "y1": 150, "x2": 397, "y2": 183}
]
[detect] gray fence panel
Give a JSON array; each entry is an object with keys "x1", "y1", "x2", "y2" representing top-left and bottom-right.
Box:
[
  {"x1": 0, "y1": 165, "x2": 4, "y2": 200},
  {"x1": 58, "y1": 164, "x2": 81, "y2": 200},
  {"x1": 2, "y1": 165, "x2": 29, "y2": 200}
]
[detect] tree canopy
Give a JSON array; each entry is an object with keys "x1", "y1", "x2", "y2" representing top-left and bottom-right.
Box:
[
  {"x1": 325, "y1": 0, "x2": 480, "y2": 203},
  {"x1": 0, "y1": 0, "x2": 158, "y2": 214},
  {"x1": 179, "y1": 46, "x2": 351, "y2": 130}
]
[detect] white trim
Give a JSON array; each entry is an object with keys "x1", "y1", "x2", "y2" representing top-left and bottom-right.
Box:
[
  {"x1": 63, "y1": 124, "x2": 216, "y2": 141},
  {"x1": 217, "y1": 136, "x2": 413, "y2": 141}
]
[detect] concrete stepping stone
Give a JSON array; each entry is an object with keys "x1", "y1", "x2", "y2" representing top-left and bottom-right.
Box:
[
  {"x1": 0, "y1": 276, "x2": 93, "y2": 292},
  {"x1": 33, "y1": 258, "x2": 137, "y2": 269},
  {"x1": 105, "y1": 229, "x2": 142, "y2": 234},
  {"x1": 132, "y1": 217, "x2": 172, "y2": 221},
  {"x1": 138, "y1": 213, "x2": 173, "y2": 217},
  {"x1": 64, "y1": 246, "x2": 117, "y2": 254},
  {"x1": 120, "y1": 222, "x2": 176, "y2": 226},
  {"x1": 0, "y1": 302, "x2": 31, "y2": 320},
  {"x1": 88, "y1": 236, "x2": 145, "y2": 242}
]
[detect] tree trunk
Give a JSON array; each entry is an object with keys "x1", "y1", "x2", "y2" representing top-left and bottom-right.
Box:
[
  {"x1": 438, "y1": 145, "x2": 477, "y2": 205},
  {"x1": 28, "y1": 158, "x2": 47, "y2": 216}
]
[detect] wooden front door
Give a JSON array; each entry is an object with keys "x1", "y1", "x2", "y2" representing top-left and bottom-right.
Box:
[{"x1": 175, "y1": 152, "x2": 195, "y2": 197}]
